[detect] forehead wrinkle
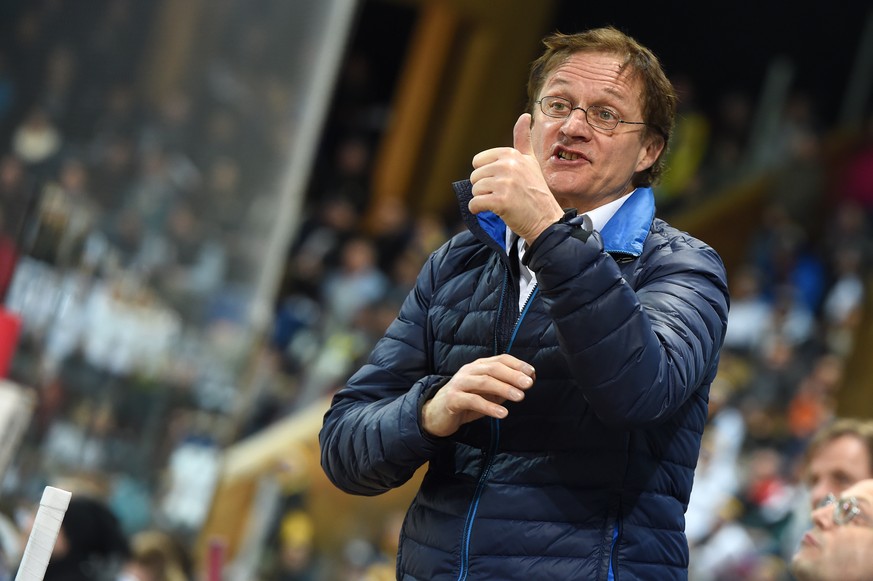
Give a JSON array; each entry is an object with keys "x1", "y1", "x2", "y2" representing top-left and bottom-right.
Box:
[
  {"x1": 543, "y1": 70, "x2": 636, "y2": 109},
  {"x1": 545, "y1": 51, "x2": 637, "y2": 94}
]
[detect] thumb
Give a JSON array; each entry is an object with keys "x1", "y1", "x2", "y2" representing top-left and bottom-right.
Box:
[{"x1": 513, "y1": 113, "x2": 533, "y2": 156}]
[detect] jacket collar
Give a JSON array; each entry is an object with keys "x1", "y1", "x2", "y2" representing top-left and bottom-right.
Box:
[
  {"x1": 453, "y1": 179, "x2": 654, "y2": 257},
  {"x1": 599, "y1": 186, "x2": 655, "y2": 256}
]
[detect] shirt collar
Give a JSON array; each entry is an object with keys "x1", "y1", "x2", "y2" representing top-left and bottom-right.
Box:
[{"x1": 585, "y1": 190, "x2": 633, "y2": 233}]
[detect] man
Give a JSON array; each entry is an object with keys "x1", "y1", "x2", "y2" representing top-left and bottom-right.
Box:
[
  {"x1": 790, "y1": 478, "x2": 873, "y2": 581},
  {"x1": 781, "y1": 417, "x2": 873, "y2": 558},
  {"x1": 803, "y1": 418, "x2": 873, "y2": 508},
  {"x1": 320, "y1": 26, "x2": 729, "y2": 580}
]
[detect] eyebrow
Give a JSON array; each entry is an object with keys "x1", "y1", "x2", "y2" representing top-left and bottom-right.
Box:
[{"x1": 545, "y1": 77, "x2": 631, "y2": 107}]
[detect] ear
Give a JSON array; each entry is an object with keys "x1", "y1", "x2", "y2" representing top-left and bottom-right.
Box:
[
  {"x1": 513, "y1": 113, "x2": 533, "y2": 155},
  {"x1": 635, "y1": 133, "x2": 665, "y2": 174}
]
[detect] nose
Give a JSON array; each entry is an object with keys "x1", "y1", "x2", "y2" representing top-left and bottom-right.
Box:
[
  {"x1": 561, "y1": 107, "x2": 592, "y2": 137},
  {"x1": 811, "y1": 503, "x2": 835, "y2": 530}
]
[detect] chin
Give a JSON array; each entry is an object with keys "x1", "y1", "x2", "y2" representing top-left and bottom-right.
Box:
[
  {"x1": 789, "y1": 556, "x2": 817, "y2": 581},
  {"x1": 546, "y1": 180, "x2": 586, "y2": 204}
]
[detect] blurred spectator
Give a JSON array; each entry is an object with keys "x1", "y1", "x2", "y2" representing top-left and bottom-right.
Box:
[
  {"x1": 270, "y1": 509, "x2": 326, "y2": 581},
  {"x1": 785, "y1": 354, "x2": 843, "y2": 444},
  {"x1": 119, "y1": 529, "x2": 192, "y2": 581},
  {"x1": 800, "y1": 418, "x2": 873, "y2": 510},
  {"x1": 751, "y1": 202, "x2": 826, "y2": 314},
  {"x1": 367, "y1": 197, "x2": 414, "y2": 275},
  {"x1": 117, "y1": 148, "x2": 178, "y2": 234},
  {"x1": 0, "y1": 50, "x2": 15, "y2": 120},
  {"x1": 310, "y1": 133, "x2": 373, "y2": 213},
  {"x1": 0, "y1": 502, "x2": 22, "y2": 581},
  {"x1": 39, "y1": 44, "x2": 78, "y2": 124},
  {"x1": 789, "y1": 478, "x2": 873, "y2": 581},
  {"x1": 89, "y1": 134, "x2": 138, "y2": 215},
  {"x1": 319, "y1": 236, "x2": 387, "y2": 332},
  {"x1": 11, "y1": 106, "x2": 62, "y2": 176},
  {"x1": 199, "y1": 156, "x2": 244, "y2": 235},
  {"x1": 685, "y1": 381, "x2": 746, "y2": 548},
  {"x1": 656, "y1": 73, "x2": 710, "y2": 212},
  {"x1": 765, "y1": 91, "x2": 824, "y2": 170},
  {"x1": 271, "y1": 294, "x2": 322, "y2": 378},
  {"x1": 157, "y1": 411, "x2": 223, "y2": 534},
  {"x1": 90, "y1": 84, "x2": 142, "y2": 149},
  {"x1": 687, "y1": 497, "x2": 766, "y2": 581},
  {"x1": 819, "y1": 248, "x2": 866, "y2": 356},
  {"x1": 837, "y1": 114, "x2": 873, "y2": 219},
  {"x1": 0, "y1": 154, "x2": 32, "y2": 232},
  {"x1": 97, "y1": 207, "x2": 157, "y2": 274},
  {"x1": 739, "y1": 447, "x2": 797, "y2": 543},
  {"x1": 739, "y1": 335, "x2": 808, "y2": 437},
  {"x1": 359, "y1": 510, "x2": 404, "y2": 581},
  {"x1": 282, "y1": 196, "x2": 358, "y2": 301},
  {"x1": 780, "y1": 418, "x2": 873, "y2": 560},
  {"x1": 28, "y1": 158, "x2": 100, "y2": 269},
  {"x1": 19, "y1": 494, "x2": 131, "y2": 581},
  {"x1": 139, "y1": 91, "x2": 195, "y2": 157},
  {"x1": 193, "y1": 108, "x2": 243, "y2": 178},
  {"x1": 722, "y1": 264, "x2": 772, "y2": 355},
  {"x1": 697, "y1": 90, "x2": 753, "y2": 192},
  {"x1": 768, "y1": 114, "x2": 827, "y2": 234},
  {"x1": 820, "y1": 198, "x2": 873, "y2": 279},
  {"x1": 153, "y1": 201, "x2": 226, "y2": 321},
  {"x1": 328, "y1": 51, "x2": 388, "y2": 140},
  {"x1": 0, "y1": 208, "x2": 17, "y2": 303}
]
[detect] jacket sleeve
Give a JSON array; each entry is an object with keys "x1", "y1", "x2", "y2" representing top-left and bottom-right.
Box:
[
  {"x1": 319, "y1": 249, "x2": 450, "y2": 496},
  {"x1": 525, "y1": 222, "x2": 729, "y2": 429}
]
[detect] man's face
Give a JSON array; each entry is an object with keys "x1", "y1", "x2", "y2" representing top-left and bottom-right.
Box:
[
  {"x1": 791, "y1": 478, "x2": 873, "y2": 581},
  {"x1": 806, "y1": 435, "x2": 873, "y2": 508},
  {"x1": 529, "y1": 51, "x2": 663, "y2": 212}
]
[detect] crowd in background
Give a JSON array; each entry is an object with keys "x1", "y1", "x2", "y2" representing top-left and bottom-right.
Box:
[{"x1": 0, "y1": 0, "x2": 872, "y2": 580}]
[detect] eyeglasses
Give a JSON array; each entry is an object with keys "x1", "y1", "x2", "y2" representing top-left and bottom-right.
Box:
[
  {"x1": 816, "y1": 493, "x2": 873, "y2": 527},
  {"x1": 536, "y1": 96, "x2": 664, "y2": 137}
]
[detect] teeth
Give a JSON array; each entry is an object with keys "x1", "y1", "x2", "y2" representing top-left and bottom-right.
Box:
[{"x1": 558, "y1": 151, "x2": 581, "y2": 161}]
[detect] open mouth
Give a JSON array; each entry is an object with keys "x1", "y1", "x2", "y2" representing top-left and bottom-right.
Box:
[{"x1": 554, "y1": 146, "x2": 588, "y2": 162}]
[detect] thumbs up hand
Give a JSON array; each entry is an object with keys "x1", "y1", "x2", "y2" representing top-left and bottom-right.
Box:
[{"x1": 469, "y1": 113, "x2": 564, "y2": 244}]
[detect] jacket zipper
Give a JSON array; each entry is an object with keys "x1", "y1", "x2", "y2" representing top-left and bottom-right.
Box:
[
  {"x1": 457, "y1": 417, "x2": 500, "y2": 581},
  {"x1": 457, "y1": 262, "x2": 535, "y2": 580},
  {"x1": 511, "y1": 285, "x2": 538, "y2": 346},
  {"x1": 493, "y1": 269, "x2": 508, "y2": 354}
]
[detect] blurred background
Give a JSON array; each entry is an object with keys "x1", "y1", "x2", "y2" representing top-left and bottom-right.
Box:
[{"x1": 0, "y1": 0, "x2": 872, "y2": 580}]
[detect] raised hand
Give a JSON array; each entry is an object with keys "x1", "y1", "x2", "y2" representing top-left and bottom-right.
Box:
[{"x1": 469, "y1": 113, "x2": 564, "y2": 244}]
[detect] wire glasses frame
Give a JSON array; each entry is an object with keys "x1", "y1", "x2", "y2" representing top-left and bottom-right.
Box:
[
  {"x1": 535, "y1": 95, "x2": 666, "y2": 139},
  {"x1": 816, "y1": 493, "x2": 873, "y2": 527}
]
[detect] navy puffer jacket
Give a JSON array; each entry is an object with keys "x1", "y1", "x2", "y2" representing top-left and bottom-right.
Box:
[{"x1": 320, "y1": 181, "x2": 729, "y2": 580}]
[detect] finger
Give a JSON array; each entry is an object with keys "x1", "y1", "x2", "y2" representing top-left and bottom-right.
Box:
[
  {"x1": 470, "y1": 358, "x2": 535, "y2": 391},
  {"x1": 469, "y1": 164, "x2": 494, "y2": 187},
  {"x1": 472, "y1": 146, "x2": 513, "y2": 169},
  {"x1": 492, "y1": 353, "x2": 536, "y2": 379},
  {"x1": 512, "y1": 113, "x2": 533, "y2": 156},
  {"x1": 452, "y1": 369, "x2": 527, "y2": 402},
  {"x1": 452, "y1": 390, "x2": 511, "y2": 419}
]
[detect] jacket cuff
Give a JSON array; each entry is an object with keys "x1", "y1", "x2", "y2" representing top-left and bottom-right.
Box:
[
  {"x1": 523, "y1": 209, "x2": 593, "y2": 268},
  {"x1": 416, "y1": 376, "x2": 452, "y2": 444}
]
